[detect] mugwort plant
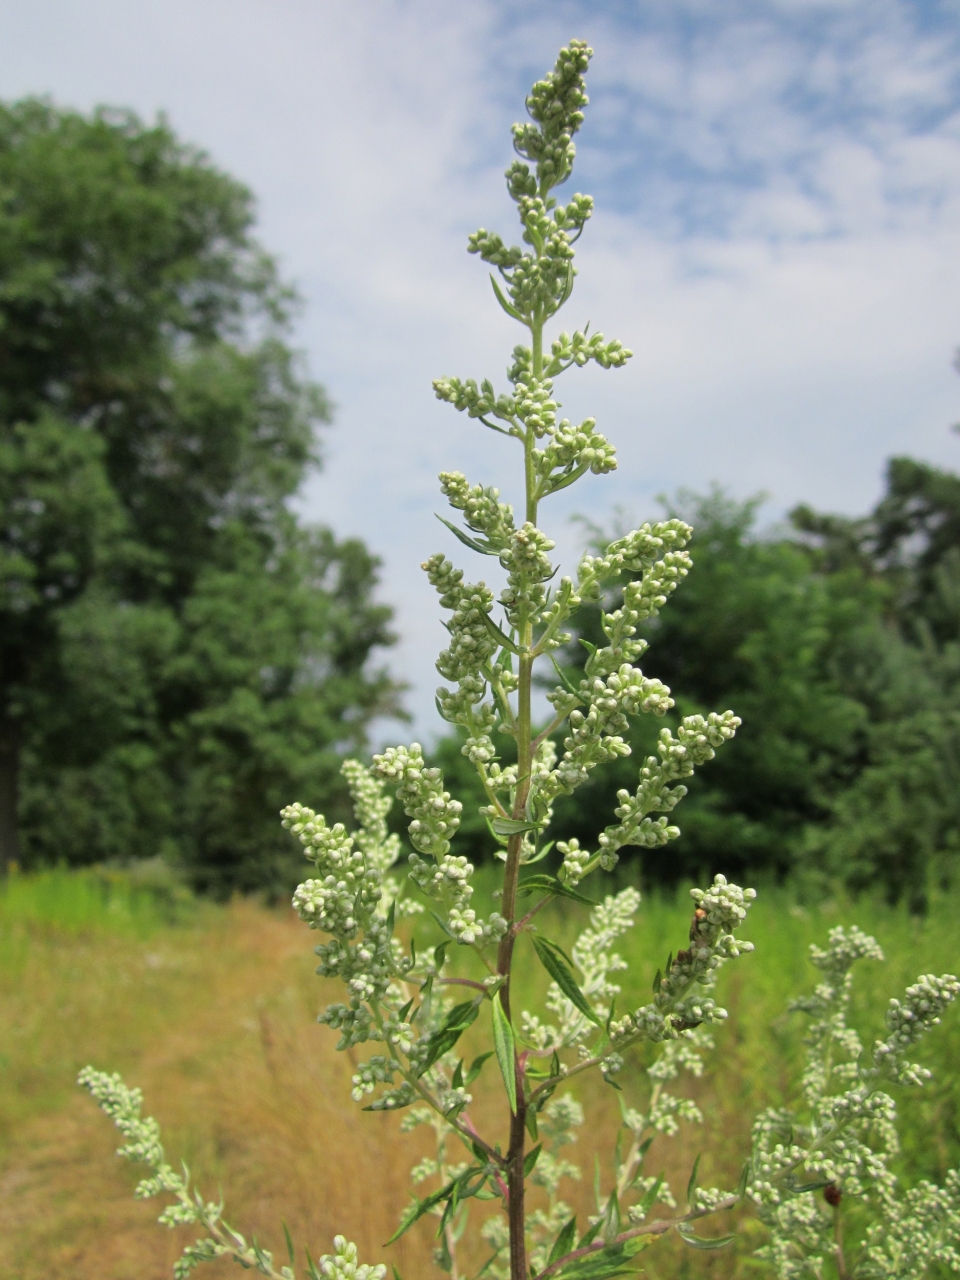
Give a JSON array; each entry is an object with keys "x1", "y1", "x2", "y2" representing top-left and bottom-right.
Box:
[{"x1": 82, "y1": 42, "x2": 960, "y2": 1280}]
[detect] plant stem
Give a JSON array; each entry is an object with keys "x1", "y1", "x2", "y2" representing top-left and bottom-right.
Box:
[{"x1": 498, "y1": 311, "x2": 544, "y2": 1280}]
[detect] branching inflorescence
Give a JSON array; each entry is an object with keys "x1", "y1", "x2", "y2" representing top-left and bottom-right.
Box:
[{"x1": 80, "y1": 40, "x2": 960, "y2": 1280}]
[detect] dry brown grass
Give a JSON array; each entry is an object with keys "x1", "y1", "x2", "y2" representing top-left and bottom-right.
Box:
[
  {"x1": 2, "y1": 889, "x2": 957, "y2": 1280},
  {"x1": 0, "y1": 899, "x2": 750, "y2": 1280}
]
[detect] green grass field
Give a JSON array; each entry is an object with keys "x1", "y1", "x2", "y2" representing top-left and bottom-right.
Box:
[{"x1": 1, "y1": 864, "x2": 958, "y2": 1280}]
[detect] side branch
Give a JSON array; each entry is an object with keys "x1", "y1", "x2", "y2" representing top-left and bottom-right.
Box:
[{"x1": 532, "y1": 1195, "x2": 740, "y2": 1280}]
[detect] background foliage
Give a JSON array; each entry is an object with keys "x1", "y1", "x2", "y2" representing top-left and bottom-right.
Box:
[{"x1": 0, "y1": 98, "x2": 402, "y2": 894}]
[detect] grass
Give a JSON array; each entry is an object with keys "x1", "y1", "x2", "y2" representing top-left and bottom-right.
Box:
[{"x1": 0, "y1": 865, "x2": 958, "y2": 1280}]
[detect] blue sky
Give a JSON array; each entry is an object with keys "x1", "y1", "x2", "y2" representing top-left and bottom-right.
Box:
[{"x1": 2, "y1": 0, "x2": 960, "y2": 735}]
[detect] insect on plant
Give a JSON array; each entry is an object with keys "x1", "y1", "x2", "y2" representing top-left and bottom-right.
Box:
[{"x1": 82, "y1": 41, "x2": 960, "y2": 1280}]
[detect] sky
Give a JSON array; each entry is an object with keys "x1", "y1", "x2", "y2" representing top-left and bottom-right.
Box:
[{"x1": 2, "y1": 0, "x2": 960, "y2": 738}]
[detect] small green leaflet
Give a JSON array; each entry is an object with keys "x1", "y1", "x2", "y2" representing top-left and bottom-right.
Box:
[
  {"x1": 416, "y1": 1000, "x2": 479, "y2": 1076},
  {"x1": 686, "y1": 1154, "x2": 701, "y2": 1206},
  {"x1": 523, "y1": 838, "x2": 554, "y2": 865},
  {"x1": 436, "y1": 513, "x2": 498, "y2": 557},
  {"x1": 550, "y1": 655, "x2": 583, "y2": 700},
  {"x1": 556, "y1": 1237, "x2": 648, "y2": 1280},
  {"x1": 491, "y1": 996, "x2": 517, "y2": 1113},
  {"x1": 386, "y1": 1166, "x2": 486, "y2": 1244},
  {"x1": 489, "y1": 273, "x2": 525, "y2": 322},
  {"x1": 600, "y1": 1188, "x2": 621, "y2": 1244},
  {"x1": 478, "y1": 610, "x2": 522, "y2": 655},
  {"x1": 517, "y1": 873, "x2": 597, "y2": 907},
  {"x1": 492, "y1": 817, "x2": 543, "y2": 836},
  {"x1": 282, "y1": 1221, "x2": 296, "y2": 1267},
  {"x1": 523, "y1": 1144, "x2": 543, "y2": 1176},
  {"x1": 525, "y1": 1106, "x2": 539, "y2": 1141},
  {"x1": 548, "y1": 1216, "x2": 578, "y2": 1267},
  {"x1": 633, "y1": 1172, "x2": 662, "y2": 1218},
  {"x1": 676, "y1": 1227, "x2": 735, "y2": 1251},
  {"x1": 430, "y1": 911, "x2": 457, "y2": 941},
  {"x1": 532, "y1": 936, "x2": 602, "y2": 1026},
  {"x1": 465, "y1": 1051, "x2": 494, "y2": 1086}
]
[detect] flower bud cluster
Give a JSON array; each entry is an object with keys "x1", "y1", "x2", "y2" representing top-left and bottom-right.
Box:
[
  {"x1": 498, "y1": 523, "x2": 557, "y2": 632},
  {"x1": 439, "y1": 471, "x2": 515, "y2": 548},
  {"x1": 873, "y1": 972, "x2": 960, "y2": 1085},
  {"x1": 511, "y1": 39, "x2": 591, "y2": 192},
  {"x1": 861, "y1": 1169, "x2": 960, "y2": 1279},
  {"x1": 373, "y1": 744, "x2": 462, "y2": 859},
  {"x1": 351, "y1": 1053, "x2": 402, "y2": 1101},
  {"x1": 614, "y1": 876, "x2": 755, "y2": 1045},
  {"x1": 422, "y1": 555, "x2": 498, "y2": 685},
  {"x1": 533, "y1": 416, "x2": 618, "y2": 495},
  {"x1": 577, "y1": 519, "x2": 693, "y2": 598},
  {"x1": 342, "y1": 757, "x2": 402, "y2": 876},
  {"x1": 318, "y1": 1236, "x2": 387, "y2": 1280},
  {"x1": 432, "y1": 375, "x2": 518, "y2": 429},
  {"x1": 285, "y1": 810, "x2": 382, "y2": 938},
  {"x1": 543, "y1": 328, "x2": 630, "y2": 377},
  {"x1": 589, "y1": 713, "x2": 741, "y2": 870},
  {"x1": 585, "y1": 550, "x2": 692, "y2": 678}
]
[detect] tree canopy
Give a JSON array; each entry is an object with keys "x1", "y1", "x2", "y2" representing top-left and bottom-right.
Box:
[{"x1": 0, "y1": 98, "x2": 401, "y2": 892}]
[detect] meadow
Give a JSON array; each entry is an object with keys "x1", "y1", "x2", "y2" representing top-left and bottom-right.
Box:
[{"x1": 1, "y1": 865, "x2": 958, "y2": 1280}]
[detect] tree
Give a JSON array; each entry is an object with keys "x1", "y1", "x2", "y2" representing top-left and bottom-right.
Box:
[{"x1": 0, "y1": 98, "x2": 401, "y2": 886}]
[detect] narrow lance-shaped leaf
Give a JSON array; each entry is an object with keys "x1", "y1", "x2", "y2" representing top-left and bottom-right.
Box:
[
  {"x1": 532, "y1": 936, "x2": 603, "y2": 1026},
  {"x1": 492, "y1": 995, "x2": 518, "y2": 1113}
]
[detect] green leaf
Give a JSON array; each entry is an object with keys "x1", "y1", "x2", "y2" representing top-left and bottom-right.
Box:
[
  {"x1": 479, "y1": 610, "x2": 522, "y2": 655},
  {"x1": 525, "y1": 1106, "x2": 539, "y2": 1141},
  {"x1": 577, "y1": 1221, "x2": 603, "y2": 1250},
  {"x1": 492, "y1": 996, "x2": 517, "y2": 1113},
  {"x1": 282, "y1": 1221, "x2": 296, "y2": 1268},
  {"x1": 386, "y1": 1177, "x2": 460, "y2": 1244},
  {"x1": 417, "y1": 1001, "x2": 479, "y2": 1075},
  {"x1": 392, "y1": 1267, "x2": 404, "y2": 1280},
  {"x1": 306, "y1": 1253, "x2": 323, "y2": 1280},
  {"x1": 436, "y1": 513, "x2": 499, "y2": 556},
  {"x1": 523, "y1": 1144, "x2": 543, "y2": 1176},
  {"x1": 465, "y1": 1051, "x2": 494, "y2": 1086},
  {"x1": 532, "y1": 936, "x2": 602, "y2": 1026},
  {"x1": 434, "y1": 941, "x2": 450, "y2": 970},
  {"x1": 633, "y1": 1173, "x2": 662, "y2": 1218},
  {"x1": 489, "y1": 273, "x2": 525, "y2": 322},
  {"x1": 548, "y1": 1217, "x2": 578, "y2": 1267},
  {"x1": 385, "y1": 899, "x2": 396, "y2": 936},
  {"x1": 549, "y1": 655, "x2": 583, "y2": 700},
  {"x1": 452, "y1": 1059, "x2": 464, "y2": 1090},
  {"x1": 676, "y1": 1228, "x2": 735, "y2": 1252},
  {"x1": 430, "y1": 911, "x2": 457, "y2": 941},
  {"x1": 397, "y1": 997, "x2": 414, "y2": 1024},
  {"x1": 736, "y1": 1161, "x2": 750, "y2": 1199},
  {"x1": 517, "y1": 873, "x2": 597, "y2": 907},
  {"x1": 792, "y1": 1179, "x2": 834, "y2": 1194},
  {"x1": 492, "y1": 817, "x2": 543, "y2": 836},
  {"x1": 686, "y1": 1154, "x2": 701, "y2": 1206},
  {"x1": 601, "y1": 1189, "x2": 621, "y2": 1244},
  {"x1": 523, "y1": 838, "x2": 555, "y2": 865},
  {"x1": 652, "y1": 969, "x2": 662, "y2": 995}
]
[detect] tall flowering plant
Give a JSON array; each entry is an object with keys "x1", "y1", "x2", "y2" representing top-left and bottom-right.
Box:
[{"x1": 82, "y1": 42, "x2": 960, "y2": 1280}]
